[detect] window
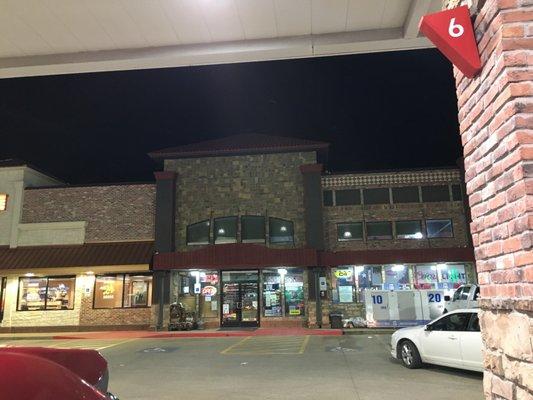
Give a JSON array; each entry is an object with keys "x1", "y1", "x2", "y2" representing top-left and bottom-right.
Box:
[
  {"x1": 467, "y1": 313, "x2": 480, "y2": 332},
  {"x1": 366, "y1": 221, "x2": 392, "y2": 240},
  {"x1": 323, "y1": 190, "x2": 333, "y2": 206},
  {"x1": 421, "y1": 185, "x2": 450, "y2": 202},
  {"x1": 363, "y1": 188, "x2": 390, "y2": 205},
  {"x1": 460, "y1": 285, "x2": 471, "y2": 300},
  {"x1": 392, "y1": 187, "x2": 419, "y2": 203},
  {"x1": 452, "y1": 184, "x2": 463, "y2": 201},
  {"x1": 284, "y1": 270, "x2": 304, "y2": 316},
  {"x1": 241, "y1": 216, "x2": 265, "y2": 243},
  {"x1": 187, "y1": 220, "x2": 210, "y2": 245},
  {"x1": 18, "y1": 276, "x2": 76, "y2": 311},
  {"x1": 383, "y1": 265, "x2": 411, "y2": 290},
  {"x1": 426, "y1": 219, "x2": 454, "y2": 238},
  {"x1": 437, "y1": 264, "x2": 467, "y2": 289},
  {"x1": 395, "y1": 220, "x2": 423, "y2": 239},
  {"x1": 337, "y1": 222, "x2": 363, "y2": 241},
  {"x1": 214, "y1": 217, "x2": 237, "y2": 244},
  {"x1": 474, "y1": 286, "x2": 480, "y2": 300},
  {"x1": 0, "y1": 194, "x2": 7, "y2": 211},
  {"x1": 94, "y1": 274, "x2": 152, "y2": 309},
  {"x1": 175, "y1": 271, "x2": 219, "y2": 319},
  {"x1": 269, "y1": 218, "x2": 294, "y2": 244},
  {"x1": 414, "y1": 265, "x2": 438, "y2": 289},
  {"x1": 335, "y1": 189, "x2": 360, "y2": 206},
  {"x1": 332, "y1": 267, "x2": 355, "y2": 303},
  {"x1": 430, "y1": 313, "x2": 470, "y2": 331},
  {"x1": 263, "y1": 271, "x2": 282, "y2": 317}
]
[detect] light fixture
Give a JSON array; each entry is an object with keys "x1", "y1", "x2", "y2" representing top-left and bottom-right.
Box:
[
  {"x1": 24, "y1": 273, "x2": 35, "y2": 277},
  {"x1": 354, "y1": 266, "x2": 364, "y2": 274},
  {"x1": 86, "y1": 271, "x2": 94, "y2": 275},
  {"x1": 0, "y1": 194, "x2": 7, "y2": 211},
  {"x1": 217, "y1": 228, "x2": 225, "y2": 235},
  {"x1": 391, "y1": 264, "x2": 405, "y2": 272},
  {"x1": 413, "y1": 232, "x2": 423, "y2": 239},
  {"x1": 280, "y1": 226, "x2": 287, "y2": 232},
  {"x1": 437, "y1": 263, "x2": 447, "y2": 270},
  {"x1": 343, "y1": 231, "x2": 352, "y2": 238},
  {"x1": 277, "y1": 268, "x2": 288, "y2": 276}
]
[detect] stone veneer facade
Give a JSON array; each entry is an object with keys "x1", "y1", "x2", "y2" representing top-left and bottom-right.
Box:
[{"x1": 450, "y1": 0, "x2": 532, "y2": 398}]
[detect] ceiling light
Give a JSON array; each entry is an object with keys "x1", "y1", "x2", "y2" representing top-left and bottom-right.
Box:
[
  {"x1": 391, "y1": 265, "x2": 405, "y2": 272},
  {"x1": 277, "y1": 268, "x2": 287, "y2": 276},
  {"x1": 24, "y1": 273, "x2": 35, "y2": 277},
  {"x1": 343, "y1": 231, "x2": 352, "y2": 238},
  {"x1": 86, "y1": 271, "x2": 94, "y2": 275},
  {"x1": 280, "y1": 226, "x2": 287, "y2": 232},
  {"x1": 413, "y1": 232, "x2": 423, "y2": 239},
  {"x1": 217, "y1": 228, "x2": 225, "y2": 235}
]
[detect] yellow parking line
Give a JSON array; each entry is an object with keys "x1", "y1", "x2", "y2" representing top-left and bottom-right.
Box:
[
  {"x1": 299, "y1": 335, "x2": 310, "y2": 354},
  {"x1": 220, "y1": 336, "x2": 252, "y2": 354}
]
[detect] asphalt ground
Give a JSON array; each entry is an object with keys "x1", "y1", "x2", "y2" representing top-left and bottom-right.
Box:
[{"x1": 0, "y1": 334, "x2": 483, "y2": 400}]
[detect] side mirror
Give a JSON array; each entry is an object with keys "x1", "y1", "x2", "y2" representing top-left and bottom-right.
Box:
[
  {"x1": 425, "y1": 324, "x2": 433, "y2": 331},
  {"x1": 444, "y1": 295, "x2": 451, "y2": 302}
]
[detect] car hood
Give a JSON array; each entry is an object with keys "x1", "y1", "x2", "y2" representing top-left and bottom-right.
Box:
[{"x1": 394, "y1": 325, "x2": 426, "y2": 335}]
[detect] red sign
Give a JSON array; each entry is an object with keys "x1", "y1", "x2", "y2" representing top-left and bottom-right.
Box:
[{"x1": 419, "y1": 6, "x2": 481, "y2": 78}]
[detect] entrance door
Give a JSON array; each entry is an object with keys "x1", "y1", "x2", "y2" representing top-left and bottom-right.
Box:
[{"x1": 221, "y1": 271, "x2": 259, "y2": 327}]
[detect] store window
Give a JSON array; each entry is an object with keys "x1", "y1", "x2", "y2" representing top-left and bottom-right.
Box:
[
  {"x1": 332, "y1": 267, "x2": 356, "y2": 303},
  {"x1": 452, "y1": 184, "x2": 463, "y2": 201},
  {"x1": 187, "y1": 220, "x2": 210, "y2": 245},
  {"x1": 366, "y1": 221, "x2": 392, "y2": 240},
  {"x1": 241, "y1": 216, "x2": 265, "y2": 243},
  {"x1": 383, "y1": 265, "x2": 411, "y2": 290},
  {"x1": 337, "y1": 222, "x2": 363, "y2": 241},
  {"x1": 426, "y1": 219, "x2": 454, "y2": 238},
  {"x1": 392, "y1": 186, "x2": 419, "y2": 203},
  {"x1": 94, "y1": 274, "x2": 152, "y2": 309},
  {"x1": 284, "y1": 269, "x2": 304, "y2": 316},
  {"x1": 335, "y1": 189, "x2": 360, "y2": 206},
  {"x1": 363, "y1": 188, "x2": 390, "y2": 205},
  {"x1": 0, "y1": 194, "x2": 7, "y2": 211},
  {"x1": 176, "y1": 271, "x2": 219, "y2": 319},
  {"x1": 262, "y1": 270, "x2": 282, "y2": 317},
  {"x1": 414, "y1": 265, "x2": 438, "y2": 289},
  {"x1": 437, "y1": 264, "x2": 467, "y2": 289},
  {"x1": 18, "y1": 276, "x2": 76, "y2": 311},
  {"x1": 395, "y1": 220, "x2": 423, "y2": 239},
  {"x1": 214, "y1": 217, "x2": 237, "y2": 244},
  {"x1": 269, "y1": 218, "x2": 294, "y2": 244},
  {"x1": 323, "y1": 190, "x2": 333, "y2": 206},
  {"x1": 421, "y1": 185, "x2": 450, "y2": 202}
]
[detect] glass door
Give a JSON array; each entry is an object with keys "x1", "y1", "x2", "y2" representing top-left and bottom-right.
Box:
[{"x1": 221, "y1": 271, "x2": 259, "y2": 327}]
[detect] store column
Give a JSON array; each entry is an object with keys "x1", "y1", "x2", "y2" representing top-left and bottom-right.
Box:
[
  {"x1": 152, "y1": 171, "x2": 176, "y2": 330},
  {"x1": 449, "y1": 0, "x2": 532, "y2": 398}
]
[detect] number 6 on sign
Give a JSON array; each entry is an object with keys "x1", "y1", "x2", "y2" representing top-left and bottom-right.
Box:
[{"x1": 448, "y1": 18, "x2": 464, "y2": 38}]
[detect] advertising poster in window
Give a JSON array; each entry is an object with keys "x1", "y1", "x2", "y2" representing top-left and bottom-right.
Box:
[
  {"x1": 284, "y1": 274, "x2": 304, "y2": 316},
  {"x1": 263, "y1": 273, "x2": 281, "y2": 317},
  {"x1": 338, "y1": 286, "x2": 353, "y2": 303}
]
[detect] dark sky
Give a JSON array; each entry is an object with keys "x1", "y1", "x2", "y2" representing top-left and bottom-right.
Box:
[{"x1": 0, "y1": 48, "x2": 461, "y2": 184}]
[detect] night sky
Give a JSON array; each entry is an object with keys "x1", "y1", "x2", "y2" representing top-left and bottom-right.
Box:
[{"x1": 0, "y1": 48, "x2": 461, "y2": 184}]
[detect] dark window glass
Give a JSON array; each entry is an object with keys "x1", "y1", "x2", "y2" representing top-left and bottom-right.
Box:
[
  {"x1": 426, "y1": 219, "x2": 454, "y2": 238},
  {"x1": 214, "y1": 217, "x2": 237, "y2": 244},
  {"x1": 335, "y1": 189, "x2": 361, "y2": 206},
  {"x1": 269, "y1": 218, "x2": 294, "y2": 244},
  {"x1": 421, "y1": 185, "x2": 450, "y2": 202},
  {"x1": 467, "y1": 313, "x2": 480, "y2": 332},
  {"x1": 392, "y1": 186, "x2": 420, "y2": 203},
  {"x1": 323, "y1": 190, "x2": 333, "y2": 206},
  {"x1": 366, "y1": 221, "x2": 393, "y2": 240},
  {"x1": 452, "y1": 184, "x2": 463, "y2": 201},
  {"x1": 337, "y1": 222, "x2": 363, "y2": 241},
  {"x1": 474, "y1": 286, "x2": 480, "y2": 300},
  {"x1": 363, "y1": 188, "x2": 390, "y2": 205},
  {"x1": 395, "y1": 220, "x2": 423, "y2": 239},
  {"x1": 430, "y1": 313, "x2": 470, "y2": 331},
  {"x1": 241, "y1": 216, "x2": 265, "y2": 243},
  {"x1": 186, "y1": 220, "x2": 210, "y2": 245}
]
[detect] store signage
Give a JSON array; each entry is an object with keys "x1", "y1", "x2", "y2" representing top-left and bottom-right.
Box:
[
  {"x1": 194, "y1": 283, "x2": 201, "y2": 294},
  {"x1": 419, "y1": 6, "x2": 481, "y2": 78},
  {"x1": 201, "y1": 285, "x2": 217, "y2": 297},
  {"x1": 334, "y1": 269, "x2": 352, "y2": 279}
]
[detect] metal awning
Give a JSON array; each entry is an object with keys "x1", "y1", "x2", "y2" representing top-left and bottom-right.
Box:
[{"x1": 0, "y1": 0, "x2": 441, "y2": 78}]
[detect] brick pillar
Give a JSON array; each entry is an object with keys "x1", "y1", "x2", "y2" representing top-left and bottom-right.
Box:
[{"x1": 451, "y1": 1, "x2": 532, "y2": 398}]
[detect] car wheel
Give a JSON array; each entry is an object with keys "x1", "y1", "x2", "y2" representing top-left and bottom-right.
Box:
[{"x1": 399, "y1": 340, "x2": 422, "y2": 369}]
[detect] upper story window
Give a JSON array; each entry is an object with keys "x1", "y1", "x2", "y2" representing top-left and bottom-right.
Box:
[
  {"x1": 426, "y1": 219, "x2": 454, "y2": 238},
  {"x1": 17, "y1": 276, "x2": 76, "y2": 311},
  {"x1": 269, "y1": 218, "x2": 294, "y2": 244},
  {"x1": 395, "y1": 220, "x2": 423, "y2": 239},
  {"x1": 241, "y1": 216, "x2": 265, "y2": 243},
  {"x1": 323, "y1": 190, "x2": 333, "y2": 207},
  {"x1": 94, "y1": 274, "x2": 152, "y2": 309},
  {"x1": 337, "y1": 222, "x2": 363, "y2": 241},
  {"x1": 214, "y1": 216, "x2": 238, "y2": 244},
  {"x1": 392, "y1": 187, "x2": 420, "y2": 203},
  {"x1": 421, "y1": 185, "x2": 450, "y2": 202},
  {"x1": 451, "y1": 184, "x2": 463, "y2": 201},
  {"x1": 366, "y1": 221, "x2": 393, "y2": 240},
  {"x1": 0, "y1": 194, "x2": 7, "y2": 211},
  {"x1": 186, "y1": 220, "x2": 210, "y2": 245},
  {"x1": 363, "y1": 188, "x2": 390, "y2": 205},
  {"x1": 335, "y1": 189, "x2": 360, "y2": 206}
]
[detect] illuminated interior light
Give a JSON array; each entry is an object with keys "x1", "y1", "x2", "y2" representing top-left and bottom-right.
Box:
[
  {"x1": 391, "y1": 264, "x2": 405, "y2": 272},
  {"x1": 280, "y1": 226, "x2": 287, "y2": 232},
  {"x1": 413, "y1": 232, "x2": 423, "y2": 239},
  {"x1": 0, "y1": 194, "x2": 7, "y2": 211},
  {"x1": 277, "y1": 268, "x2": 288, "y2": 276},
  {"x1": 343, "y1": 231, "x2": 352, "y2": 238},
  {"x1": 24, "y1": 273, "x2": 35, "y2": 277},
  {"x1": 217, "y1": 228, "x2": 225, "y2": 235}
]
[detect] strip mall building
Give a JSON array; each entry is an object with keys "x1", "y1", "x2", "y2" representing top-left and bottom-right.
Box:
[{"x1": 0, "y1": 134, "x2": 476, "y2": 332}]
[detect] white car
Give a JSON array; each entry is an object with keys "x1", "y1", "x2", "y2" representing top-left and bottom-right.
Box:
[{"x1": 390, "y1": 309, "x2": 482, "y2": 372}]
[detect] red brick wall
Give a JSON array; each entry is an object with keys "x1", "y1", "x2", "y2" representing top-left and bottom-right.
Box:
[
  {"x1": 22, "y1": 184, "x2": 155, "y2": 242},
  {"x1": 453, "y1": 1, "x2": 532, "y2": 398},
  {"x1": 78, "y1": 295, "x2": 151, "y2": 329}
]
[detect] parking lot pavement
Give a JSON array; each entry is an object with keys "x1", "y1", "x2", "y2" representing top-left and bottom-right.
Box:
[
  {"x1": 0, "y1": 338, "x2": 138, "y2": 351},
  {"x1": 94, "y1": 334, "x2": 484, "y2": 400}
]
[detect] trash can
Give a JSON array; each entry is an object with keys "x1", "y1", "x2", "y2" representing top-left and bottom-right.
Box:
[{"x1": 329, "y1": 313, "x2": 343, "y2": 329}]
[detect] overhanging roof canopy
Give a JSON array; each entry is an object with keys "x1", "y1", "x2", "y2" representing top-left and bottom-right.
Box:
[{"x1": 0, "y1": 0, "x2": 441, "y2": 78}]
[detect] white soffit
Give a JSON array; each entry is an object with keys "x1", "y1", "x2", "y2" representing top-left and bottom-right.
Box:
[{"x1": 0, "y1": 0, "x2": 442, "y2": 78}]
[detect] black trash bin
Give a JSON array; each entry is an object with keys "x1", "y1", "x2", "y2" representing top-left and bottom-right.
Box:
[{"x1": 329, "y1": 313, "x2": 343, "y2": 329}]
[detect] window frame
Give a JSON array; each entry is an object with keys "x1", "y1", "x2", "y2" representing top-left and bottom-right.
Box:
[
  {"x1": 363, "y1": 188, "x2": 391, "y2": 205},
  {"x1": 17, "y1": 275, "x2": 76, "y2": 312},
  {"x1": 365, "y1": 221, "x2": 393, "y2": 240},
  {"x1": 93, "y1": 273, "x2": 152, "y2": 309},
  {"x1": 214, "y1": 216, "x2": 238, "y2": 244},
  {"x1": 391, "y1": 186, "x2": 420, "y2": 204},
  {"x1": 430, "y1": 312, "x2": 471, "y2": 332},
  {"x1": 186, "y1": 219, "x2": 211, "y2": 245},
  {"x1": 335, "y1": 189, "x2": 361, "y2": 206},
  {"x1": 336, "y1": 222, "x2": 364, "y2": 241},
  {"x1": 241, "y1": 215, "x2": 266, "y2": 244},
  {"x1": 268, "y1": 217, "x2": 295, "y2": 244},
  {"x1": 421, "y1": 185, "x2": 451, "y2": 202},
  {"x1": 426, "y1": 219, "x2": 454, "y2": 238},
  {"x1": 323, "y1": 190, "x2": 334, "y2": 207},
  {"x1": 395, "y1": 220, "x2": 424, "y2": 240}
]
